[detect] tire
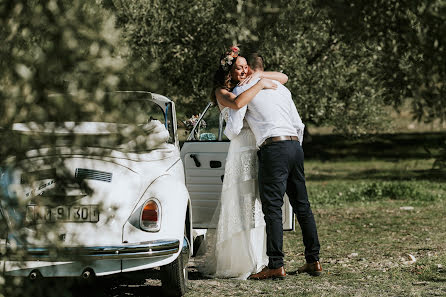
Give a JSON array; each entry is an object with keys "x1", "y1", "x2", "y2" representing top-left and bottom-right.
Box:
[
  {"x1": 192, "y1": 235, "x2": 204, "y2": 257},
  {"x1": 160, "y1": 252, "x2": 188, "y2": 297}
]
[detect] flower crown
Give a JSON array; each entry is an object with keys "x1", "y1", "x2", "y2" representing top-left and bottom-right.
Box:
[{"x1": 220, "y1": 46, "x2": 240, "y2": 71}]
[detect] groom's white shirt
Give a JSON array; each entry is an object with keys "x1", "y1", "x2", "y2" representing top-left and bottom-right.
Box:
[{"x1": 224, "y1": 78, "x2": 305, "y2": 147}]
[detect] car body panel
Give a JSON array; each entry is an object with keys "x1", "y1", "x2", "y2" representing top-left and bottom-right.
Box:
[
  {"x1": 0, "y1": 92, "x2": 191, "y2": 279},
  {"x1": 181, "y1": 143, "x2": 230, "y2": 228}
]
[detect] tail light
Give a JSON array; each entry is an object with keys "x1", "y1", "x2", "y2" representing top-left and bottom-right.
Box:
[{"x1": 140, "y1": 199, "x2": 161, "y2": 232}]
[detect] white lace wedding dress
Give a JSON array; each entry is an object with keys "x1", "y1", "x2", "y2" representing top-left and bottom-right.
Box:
[{"x1": 197, "y1": 108, "x2": 267, "y2": 280}]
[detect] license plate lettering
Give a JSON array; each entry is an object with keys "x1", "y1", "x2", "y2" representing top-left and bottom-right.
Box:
[
  {"x1": 27, "y1": 205, "x2": 99, "y2": 223},
  {"x1": 81, "y1": 207, "x2": 88, "y2": 220},
  {"x1": 91, "y1": 205, "x2": 99, "y2": 222},
  {"x1": 56, "y1": 206, "x2": 68, "y2": 221},
  {"x1": 35, "y1": 206, "x2": 51, "y2": 221},
  {"x1": 70, "y1": 206, "x2": 81, "y2": 221}
]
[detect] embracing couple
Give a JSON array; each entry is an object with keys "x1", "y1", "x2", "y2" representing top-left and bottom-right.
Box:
[{"x1": 198, "y1": 46, "x2": 322, "y2": 280}]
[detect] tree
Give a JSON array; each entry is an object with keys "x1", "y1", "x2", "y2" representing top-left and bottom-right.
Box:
[
  {"x1": 0, "y1": 0, "x2": 128, "y2": 133},
  {"x1": 109, "y1": 0, "x2": 244, "y2": 117},
  {"x1": 315, "y1": 0, "x2": 446, "y2": 123},
  {"x1": 1, "y1": 1, "x2": 130, "y2": 295},
  {"x1": 110, "y1": 0, "x2": 391, "y2": 135},
  {"x1": 235, "y1": 0, "x2": 391, "y2": 134}
]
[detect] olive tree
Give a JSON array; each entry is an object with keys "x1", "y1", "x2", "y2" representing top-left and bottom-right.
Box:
[
  {"x1": 315, "y1": 0, "x2": 446, "y2": 123},
  {"x1": 110, "y1": 0, "x2": 391, "y2": 135},
  {"x1": 1, "y1": 1, "x2": 129, "y2": 295}
]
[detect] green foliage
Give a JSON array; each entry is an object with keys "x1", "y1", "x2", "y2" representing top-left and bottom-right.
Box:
[
  {"x1": 0, "y1": 0, "x2": 126, "y2": 119},
  {"x1": 0, "y1": 2, "x2": 132, "y2": 295},
  {"x1": 109, "y1": 0, "x2": 392, "y2": 135},
  {"x1": 4, "y1": 0, "x2": 442, "y2": 136},
  {"x1": 0, "y1": 0, "x2": 137, "y2": 163},
  {"x1": 110, "y1": 0, "x2": 239, "y2": 114},
  {"x1": 108, "y1": 0, "x2": 445, "y2": 135},
  {"x1": 252, "y1": 0, "x2": 390, "y2": 134},
  {"x1": 315, "y1": 0, "x2": 446, "y2": 124}
]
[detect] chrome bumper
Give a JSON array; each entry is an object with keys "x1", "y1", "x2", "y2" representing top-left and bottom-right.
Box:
[{"x1": 7, "y1": 239, "x2": 181, "y2": 261}]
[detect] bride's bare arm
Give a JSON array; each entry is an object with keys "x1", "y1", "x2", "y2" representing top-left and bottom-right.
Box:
[
  {"x1": 215, "y1": 78, "x2": 277, "y2": 110},
  {"x1": 215, "y1": 88, "x2": 237, "y2": 108}
]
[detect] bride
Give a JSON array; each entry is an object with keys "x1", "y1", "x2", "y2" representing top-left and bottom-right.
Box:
[{"x1": 197, "y1": 46, "x2": 288, "y2": 279}]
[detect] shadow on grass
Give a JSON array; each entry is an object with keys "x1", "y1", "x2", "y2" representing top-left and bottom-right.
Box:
[
  {"x1": 187, "y1": 270, "x2": 206, "y2": 280},
  {"x1": 71, "y1": 280, "x2": 163, "y2": 297},
  {"x1": 304, "y1": 132, "x2": 446, "y2": 160},
  {"x1": 308, "y1": 168, "x2": 446, "y2": 182},
  {"x1": 5, "y1": 270, "x2": 164, "y2": 297}
]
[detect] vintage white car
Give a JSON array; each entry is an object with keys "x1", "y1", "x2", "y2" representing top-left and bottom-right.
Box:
[
  {"x1": 0, "y1": 92, "x2": 192, "y2": 296},
  {"x1": 0, "y1": 92, "x2": 293, "y2": 296}
]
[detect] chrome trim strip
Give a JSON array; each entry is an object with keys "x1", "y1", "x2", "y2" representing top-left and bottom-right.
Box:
[
  {"x1": 7, "y1": 239, "x2": 180, "y2": 261},
  {"x1": 181, "y1": 237, "x2": 190, "y2": 267}
]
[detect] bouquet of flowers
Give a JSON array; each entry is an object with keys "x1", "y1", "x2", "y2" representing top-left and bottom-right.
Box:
[{"x1": 183, "y1": 114, "x2": 206, "y2": 134}]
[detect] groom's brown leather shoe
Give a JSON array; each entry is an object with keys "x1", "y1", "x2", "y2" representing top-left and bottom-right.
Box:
[
  {"x1": 248, "y1": 266, "x2": 286, "y2": 280},
  {"x1": 297, "y1": 261, "x2": 322, "y2": 276}
]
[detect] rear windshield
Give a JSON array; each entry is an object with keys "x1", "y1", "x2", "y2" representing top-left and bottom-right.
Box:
[{"x1": 3, "y1": 92, "x2": 173, "y2": 152}]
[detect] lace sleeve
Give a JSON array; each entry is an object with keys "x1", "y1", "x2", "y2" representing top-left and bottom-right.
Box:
[{"x1": 221, "y1": 107, "x2": 230, "y2": 122}]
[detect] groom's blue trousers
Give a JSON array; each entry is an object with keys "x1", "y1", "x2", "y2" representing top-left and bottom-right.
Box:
[{"x1": 257, "y1": 140, "x2": 320, "y2": 269}]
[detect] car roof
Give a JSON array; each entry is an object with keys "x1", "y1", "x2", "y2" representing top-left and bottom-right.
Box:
[{"x1": 112, "y1": 91, "x2": 172, "y2": 104}]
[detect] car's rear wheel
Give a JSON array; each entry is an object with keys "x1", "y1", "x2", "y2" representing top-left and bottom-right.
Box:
[
  {"x1": 160, "y1": 253, "x2": 188, "y2": 297},
  {"x1": 192, "y1": 235, "x2": 204, "y2": 256}
]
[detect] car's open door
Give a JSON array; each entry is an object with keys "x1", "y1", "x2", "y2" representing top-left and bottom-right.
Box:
[{"x1": 180, "y1": 103, "x2": 294, "y2": 231}]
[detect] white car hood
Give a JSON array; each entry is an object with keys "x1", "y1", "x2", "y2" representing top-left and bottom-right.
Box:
[{"x1": 3, "y1": 146, "x2": 180, "y2": 248}]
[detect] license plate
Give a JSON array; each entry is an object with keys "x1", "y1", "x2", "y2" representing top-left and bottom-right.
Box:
[{"x1": 26, "y1": 205, "x2": 100, "y2": 223}]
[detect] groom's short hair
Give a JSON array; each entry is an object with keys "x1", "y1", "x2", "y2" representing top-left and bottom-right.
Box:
[{"x1": 247, "y1": 53, "x2": 264, "y2": 71}]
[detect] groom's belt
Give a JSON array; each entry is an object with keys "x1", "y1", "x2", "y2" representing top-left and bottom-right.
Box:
[{"x1": 261, "y1": 136, "x2": 299, "y2": 147}]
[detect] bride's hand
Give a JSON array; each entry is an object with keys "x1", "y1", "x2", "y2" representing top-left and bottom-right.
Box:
[
  {"x1": 259, "y1": 78, "x2": 277, "y2": 90},
  {"x1": 239, "y1": 71, "x2": 263, "y2": 86}
]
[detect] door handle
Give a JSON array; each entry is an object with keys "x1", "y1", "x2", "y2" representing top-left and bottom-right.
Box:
[
  {"x1": 210, "y1": 161, "x2": 222, "y2": 168},
  {"x1": 221, "y1": 175, "x2": 224, "y2": 182},
  {"x1": 190, "y1": 154, "x2": 201, "y2": 167}
]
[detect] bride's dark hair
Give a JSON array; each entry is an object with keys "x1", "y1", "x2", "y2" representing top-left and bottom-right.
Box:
[{"x1": 211, "y1": 46, "x2": 242, "y2": 104}]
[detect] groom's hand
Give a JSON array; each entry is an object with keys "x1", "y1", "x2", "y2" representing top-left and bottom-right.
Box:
[
  {"x1": 239, "y1": 70, "x2": 263, "y2": 86},
  {"x1": 259, "y1": 78, "x2": 278, "y2": 90}
]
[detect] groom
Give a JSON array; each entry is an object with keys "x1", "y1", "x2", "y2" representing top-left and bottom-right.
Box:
[{"x1": 225, "y1": 53, "x2": 322, "y2": 279}]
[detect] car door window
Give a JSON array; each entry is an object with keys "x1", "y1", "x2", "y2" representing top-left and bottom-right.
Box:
[{"x1": 185, "y1": 104, "x2": 228, "y2": 142}]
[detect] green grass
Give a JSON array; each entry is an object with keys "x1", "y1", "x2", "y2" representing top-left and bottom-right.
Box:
[
  {"x1": 185, "y1": 157, "x2": 446, "y2": 297},
  {"x1": 186, "y1": 198, "x2": 446, "y2": 297},
  {"x1": 308, "y1": 180, "x2": 445, "y2": 206},
  {"x1": 306, "y1": 159, "x2": 446, "y2": 207}
]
